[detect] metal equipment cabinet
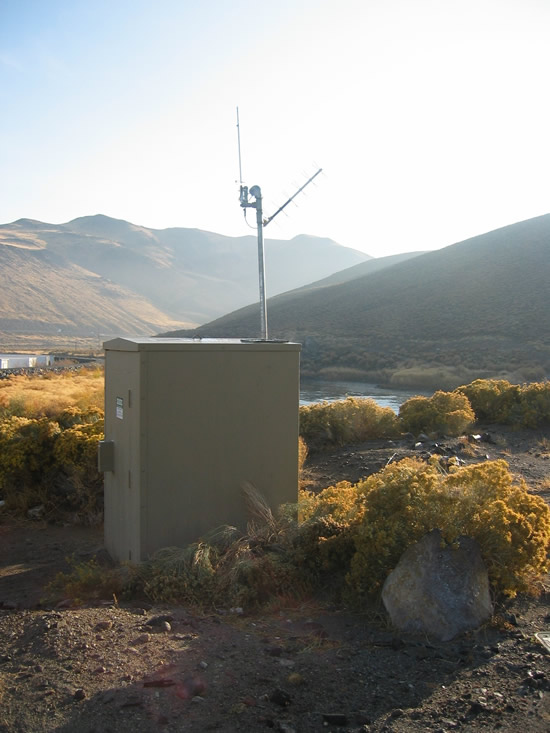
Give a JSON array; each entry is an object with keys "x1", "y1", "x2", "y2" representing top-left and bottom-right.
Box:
[{"x1": 101, "y1": 337, "x2": 301, "y2": 563}]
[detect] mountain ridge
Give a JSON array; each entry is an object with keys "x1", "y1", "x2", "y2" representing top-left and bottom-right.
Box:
[{"x1": 0, "y1": 214, "x2": 369, "y2": 342}]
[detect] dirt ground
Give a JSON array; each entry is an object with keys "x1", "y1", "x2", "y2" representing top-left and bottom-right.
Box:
[{"x1": 1, "y1": 425, "x2": 550, "y2": 732}]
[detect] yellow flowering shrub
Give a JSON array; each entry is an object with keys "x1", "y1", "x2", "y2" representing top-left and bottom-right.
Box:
[
  {"x1": 518, "y1": 382, "x2": 550, "y2": 428},
  {"x1": 0, "y1": 416, "x2": 60, "y2": 489},
  {"x1": 0, "y1": 409, "x2": 104, "y2": 518},
  {"x1": 456, "y1": 379, "x2": 521, "y2": 424},
  {"x1": 299, "y1": 397, "x2": 399, "y2": 450},
  {"x1": 348, "y1": 458, "x2": 550, "y2": 598},
  {"x1": 298, "y1": 482, "x2": 364, "y2": 524},
  {"x1": 398, "y1": 390, "x2": 475, "y2": 436},
  {"x1": 443, "y1": 461, "x2": 550, "y2": 593}
]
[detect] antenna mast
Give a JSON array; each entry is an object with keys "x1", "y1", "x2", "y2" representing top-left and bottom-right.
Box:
[{"x1": 236, "y1": 108, "x2": 322, "y2": 340}]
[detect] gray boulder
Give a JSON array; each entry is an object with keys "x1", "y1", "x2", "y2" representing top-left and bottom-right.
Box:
[{"x1": 381, "y1": 528, "x2": 493, "y2": 641}]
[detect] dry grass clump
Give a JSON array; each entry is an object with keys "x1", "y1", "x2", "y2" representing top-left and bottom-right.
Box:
[{"x1": 0, "y1": 367, "x2": 104, "y2": 419}]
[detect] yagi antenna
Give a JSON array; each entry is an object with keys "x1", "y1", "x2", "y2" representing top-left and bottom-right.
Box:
[{"x1": 236, "y1": 107, "x2": 322, "y2": 341}]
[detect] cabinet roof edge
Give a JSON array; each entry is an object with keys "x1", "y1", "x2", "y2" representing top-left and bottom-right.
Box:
[{"x1": 103, "y1": 337, "x2": 301, "y2": 352}]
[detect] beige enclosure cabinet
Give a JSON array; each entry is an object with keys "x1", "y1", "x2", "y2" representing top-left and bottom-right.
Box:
[{"x1": 101, "y1": 337, "x2": 301, "y2": 563}]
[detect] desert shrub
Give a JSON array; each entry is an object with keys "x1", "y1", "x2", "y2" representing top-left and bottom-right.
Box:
[
  {"x1": 298, "y1": 482, "x2": 364, "y2": 524},
  {"x1": 0, "y1": 409, "x2": 104, "y2": 519},
  {"x1": 456, "y1": 379, "x2": 550, "y2": 427},
  {"x1": 398, "y1": 390, "x2": 475, "y2": 436},
  {"x1": 443, "y1": 461, "x2": 550, "y2": 593},
  {"x1": 298, "y1": 435, "x2": 308, "y2": 476},
  {"x1": 0, "y1": 416, "x2": 60, "y2": 495},
  {"x1": 518, "y1": 382, "x2": 550, "y2": 428},
  {"x1": 299, "y1": 396, "x2": 399, "y2": 450},
  {"x1": 290, "y1": 515, "x2": 356, "y2": 596},
  {"x1": 348, "y1": 458, "x2": 550, "y2": 598},
  {"x1": 53, "y1": 422, "x2": 103, "y2": 470},
  {"x1": 52, "y1": 417, "x2": 105, "y2": 519},
  {"x1": 56, "y1": 405, "x2": 103, "y2": 429},
  {"x1": 137, "y1": 544, "x2": 219, "y2": 605},
  {"x1": 43, "y1": 556, "x2": 125, "y2": 606},
  {"x1": 456, "y1": 379, "x2": 521, "y2": 424},
  {"x1": 130, "y1": 531, "x2": 306, "y2": 609},
  {"x1": 348, "y1": 459, "x2": 445, "y2": 596}
]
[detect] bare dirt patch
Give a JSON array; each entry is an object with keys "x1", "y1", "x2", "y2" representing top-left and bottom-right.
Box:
[{"x1": 1, "y1": 425, "x2": 549, "y2": 732}]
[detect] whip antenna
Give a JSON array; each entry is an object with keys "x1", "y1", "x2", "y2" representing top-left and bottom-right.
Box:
[{"x1": 236, "y1": 107, "x2": 243, "y2": 187}]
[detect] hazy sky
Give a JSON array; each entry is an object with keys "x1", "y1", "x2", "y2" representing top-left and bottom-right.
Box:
[{"x1": 1, "y1": 0, "x2": 548, "y2": 257}]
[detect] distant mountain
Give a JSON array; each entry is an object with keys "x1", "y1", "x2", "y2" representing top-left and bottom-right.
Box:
[
  {"x1": 0, "y1": 214, "x2": 369, "y2": 340},
  {"x1": 167, "y1": 215, "x2": 550, "y2": 389}
]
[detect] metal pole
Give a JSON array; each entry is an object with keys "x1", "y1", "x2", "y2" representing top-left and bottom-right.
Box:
[{"x1": 253, "y1": 188, "x2": 268, "y2": 340}]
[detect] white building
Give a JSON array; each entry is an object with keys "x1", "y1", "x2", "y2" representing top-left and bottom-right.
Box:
[{"x1": 0, "y1": 354, "x2": 53, "y2": 369}]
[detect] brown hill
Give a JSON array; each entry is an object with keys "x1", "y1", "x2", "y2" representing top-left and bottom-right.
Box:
[
  {"x1": 0, "y1": 215, "x2": 368, "y2": 344},
  {"x1": 168, "y1": 215, "x2": 550, "y2": 389}
]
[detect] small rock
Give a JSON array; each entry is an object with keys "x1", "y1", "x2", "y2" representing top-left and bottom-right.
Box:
[
  {"x1": 95, "y1": 620, "x2": 113, "y2": 632},
  {"x1": 0, "y1": 601, "x2": 18, "y2": 610},
  {"x1": 322, "y1": 712, "x2": 348, "y2": 725},
  {"x1": 354, "y1": 710, "x2": 372, "y2": 725},
  {"x1": 230, "y1": 702, "x2": 247, "y2": 714},
  {"x1": 73, "y1": 688, "x2": 86, "y2": 701},
  {"x1": 120, "y1": 695, "x2": 143, "y2": 708},
  {"x1": 146, "y1": 614, "x2": 173, "y2": 627},
  {"x1": 469, "y1": 700, "x2": 488, "y2": 714},
  {"x1": 93, "y1": 548, "x2": 115, "y2": 567},
  {"x1": 270, "y1": 688, "x2": 292, "y2": 707},
  {"x1": 55, "y1": 599, "x2": 74, "y2": 609},
  {"x1": 287, "y1": 673, "x2": 304, "y2": 686},
  {"x1": 175, "y1": 676, "x2": 206, "y2": 699},
  {"x1": 277, "y1": 722, "x2": 296, "y2": 733},
  {"x1": 131, "y1": 633, "x2": 151, "y2": 645}
]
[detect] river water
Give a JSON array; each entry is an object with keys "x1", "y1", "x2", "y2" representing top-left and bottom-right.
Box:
[{"x1": 300, "y1": 378, "x2": 428, "y2": 413}]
